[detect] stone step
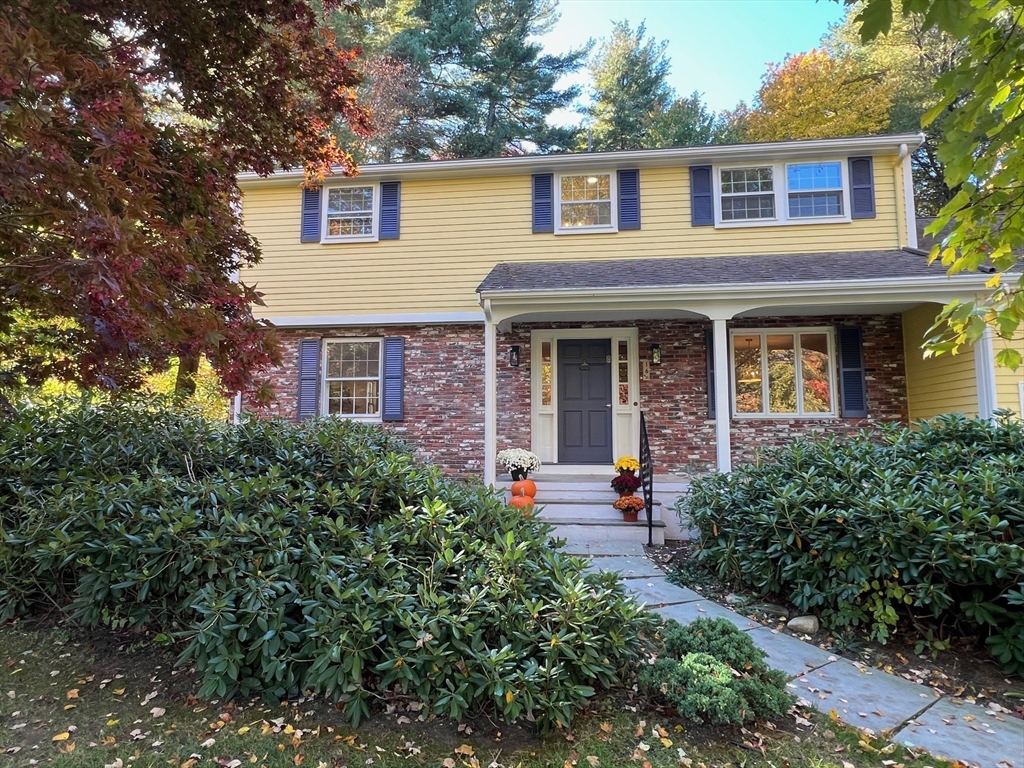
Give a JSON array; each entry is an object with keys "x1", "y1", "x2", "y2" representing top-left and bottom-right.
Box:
[
  {"x1": 511, "y1": 489, "x2": 664, "y2": 504},
  {"x1": 536, "y1": 502, "x2": 662, "y2": 524},
  {"x1": 551, "y1": 521, "x2": 666, "y2": 546}
]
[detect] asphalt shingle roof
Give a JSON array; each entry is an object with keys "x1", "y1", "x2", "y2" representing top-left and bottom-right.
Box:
[{"x1": 476, "y1": 248, "x2": 960, "y2": 294}]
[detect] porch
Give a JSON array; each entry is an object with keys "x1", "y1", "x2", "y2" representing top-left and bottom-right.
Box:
[{"x1": 479, "y1": 250, "x2": 997, "y2": 495}]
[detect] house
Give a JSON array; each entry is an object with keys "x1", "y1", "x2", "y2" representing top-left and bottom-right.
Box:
[{"x1": 237, "y1": 133, "x2": 1023, "y2": 541}]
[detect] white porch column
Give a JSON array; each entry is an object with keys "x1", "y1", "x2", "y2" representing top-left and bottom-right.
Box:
[
  {"x1": 483, "y1": 301, "x2": 497, "y2": 486},
  {"x1": 975, "y1": 326, "x2": 998, "y2": 420},
  {"x1": 712, "y1": 318, "x2": 732, "y2": 473}
]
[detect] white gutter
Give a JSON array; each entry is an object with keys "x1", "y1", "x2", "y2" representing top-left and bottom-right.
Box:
[
  {"x1": 238, "y1": 133, "x2": 926, "y2": 187},
  {"x1": 895, "y1": 143, "x2": 919, "y2": 249},
  {"x1": 478, "y1": 272, "x2": 992, "y2": 304}
]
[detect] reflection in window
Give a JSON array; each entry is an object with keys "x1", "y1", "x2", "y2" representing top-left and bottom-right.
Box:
[
  {"x1": 767, "y1": 334, "x2": 796, "y2": 413},
  {"x1": 618, "y1": 340, "x2": 629, "y2": 405},
  {"x1": 326, "y1": 186, "x2": 375, "y2": 237},
  {"x1": 733, "y1": 335, "x2": 763, "y2": 413},
  {"x1": 559, "y1": 174, "x2": 612, "y2": 228},
  {"x1": 731, "y1": 330, "x2": 835, "y2": 417},
  {"x1": 324, "y1": 340, "x2": 380, "y2": 416},
  {"x1": 801, "y1": 334, "x2": 832, "y2": 413},
  {"x1": 541, "y1": 341, "x2": 552, "y2": 406}
]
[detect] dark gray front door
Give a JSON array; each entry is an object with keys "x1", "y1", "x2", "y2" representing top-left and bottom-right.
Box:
[{"x1": 557, "y1": 339, "x2": 612, "y2": 464}]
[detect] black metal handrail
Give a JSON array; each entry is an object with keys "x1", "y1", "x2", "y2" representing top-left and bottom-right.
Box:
[{"x1": 639, "y1": 411, "x2": 654, "y2": 547}]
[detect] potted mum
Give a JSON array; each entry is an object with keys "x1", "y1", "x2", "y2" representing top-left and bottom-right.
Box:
[
  {"x1": 611, "y1": 472, "x2": 642, "y2": 497},
  {"x1": 611, "y1": 455, "x2": 641, "y2": 497},
  {"x1": 614, "y1": 456, "x2": 640, "y2": 475},
  {"x1": 496, "y1": 448, "x2": 541, "y2": 481},
  {"x1": 613, "y1": 494, "x2": 645, "y2": 522}
]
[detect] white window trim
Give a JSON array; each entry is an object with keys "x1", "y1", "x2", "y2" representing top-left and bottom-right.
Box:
[
  {"x1": 713, "y1": 159, "x2": 852, "y2": 229},
  {"x1": 320, "y1": 337, "x2": 383, "y2": 421},
  {"x1": 554, "y1": 172, "x2": 619, "y2": 235},
  {"x1": 321, "y1": 184, "x2": 380, "y2": 243},
  {"x1": 729, "y1": 327, "x2": 839, "y2": 419}
]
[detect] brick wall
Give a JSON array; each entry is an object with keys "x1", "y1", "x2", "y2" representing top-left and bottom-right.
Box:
[
  {"x1": 502, "y1": 314, "x2": 907, "y2": 474},
  {"x1": 251, "y1": 324, "x2": 485, "y2": 475},
  {"x1": 255, "y1": 314, "x2": 907, "y2": 478}
]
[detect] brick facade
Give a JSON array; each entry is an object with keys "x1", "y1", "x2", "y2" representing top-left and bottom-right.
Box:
[
  {"x1": 252, "y1": 325, "x2": 485, "y2": 475},
  {"x1": 256, "y1": 314, "x2": 907, "y2": 478}
]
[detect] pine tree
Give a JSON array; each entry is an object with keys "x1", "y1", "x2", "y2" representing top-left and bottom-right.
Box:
[{"x1": 585, "y1": 21, "x2": 672, "y2": 151}]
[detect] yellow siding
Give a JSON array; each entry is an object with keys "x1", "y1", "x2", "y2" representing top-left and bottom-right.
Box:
[
  {"x1": 902, "y1": 303, "x2": 978, "y2": 421},
  {"x1": 994, "y1": 335, "x2": 1024, "y2": 417},
  {"x1": 242, "y1": 156, "x2": 905, "y2": 318}
]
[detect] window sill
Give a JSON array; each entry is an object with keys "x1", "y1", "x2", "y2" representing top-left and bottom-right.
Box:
[
  {"x1": 731, "y1": 413, "x2": 839, "y2": 420},
  {"x1": 553, "y1": 226, "x2": 619, "y2": 236},
  {"x1": 713, "y1": 216, "x2": 850, "y2": 229},
  {"x1": 320, "y1": 234, "x2": 380, "y2": 244}
]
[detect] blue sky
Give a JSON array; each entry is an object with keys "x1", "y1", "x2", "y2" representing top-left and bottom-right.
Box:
[{"x1": 540, "y1": 0, "x2": 848, "y2": 124}]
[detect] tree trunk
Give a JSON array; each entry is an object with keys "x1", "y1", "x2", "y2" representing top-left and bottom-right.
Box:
[{"x1": 174, "y1": 354, "x2": 199, "y2": 403}]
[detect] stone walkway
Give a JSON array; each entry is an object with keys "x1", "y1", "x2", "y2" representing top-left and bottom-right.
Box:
[{"x1": 568, "y1": 540, "x2": 1024, "y2": 768}]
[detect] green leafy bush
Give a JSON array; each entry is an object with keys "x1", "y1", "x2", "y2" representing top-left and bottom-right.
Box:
[
  {"x1": 0, "y1": 399, "x2": 655, "y2": 728},
  {"x1": 639, "y1": 618, "x2": 792, "y2": 724},
  {"x1": 681, "y1": 414, "x2": 1024, "y2": 675}
]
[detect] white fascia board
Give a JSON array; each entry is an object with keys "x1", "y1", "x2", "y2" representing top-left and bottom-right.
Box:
[
  {"x1": 480, "y1": 273, "x2": 991, "y2": 305},
  {"x1": 238, "y1": 133, "x2": 926, "y2": 188},
  {"x1": 258, "y1": 311, "x2": 485, "y2": 327}
]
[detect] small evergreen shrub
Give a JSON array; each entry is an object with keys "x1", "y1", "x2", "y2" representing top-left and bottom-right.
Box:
[
  {"x1": 639, "y1": 618, "x2": 792, "y2": 724},
  {"x1": 681, "y1": 414, "x2": 1024, "y2": 675},
  {"x1": 0, "y1": 399, "x2": 655, "y2": 728}
]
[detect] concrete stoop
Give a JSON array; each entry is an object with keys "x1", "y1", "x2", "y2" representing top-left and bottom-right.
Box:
[{"x1": 499, "y1": 473, "x2": 691, "y2": 547}]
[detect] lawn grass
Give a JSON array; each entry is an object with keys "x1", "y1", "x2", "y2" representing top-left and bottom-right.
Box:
[{"x1": 0, "y1": 621, "x2": 953, "y2": 768}]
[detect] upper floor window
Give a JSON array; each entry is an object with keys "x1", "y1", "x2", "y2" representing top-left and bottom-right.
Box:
[
  {"x1": 715, "y1": 161, "x2": 850, "y2": 228},
  {"x1": 556, "y1": 173, "x2": 617, "y2": 234},
  {"x1": 322, "y1": 185, "x2": 379, "y2": 242},
  {"x1": 322, "y1": 339, "x2": 381, "y2": 419}
]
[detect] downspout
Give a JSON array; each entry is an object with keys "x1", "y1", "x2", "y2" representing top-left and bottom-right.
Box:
[
  {"x1": 895, "y1": 142, "x2": 918, "y2": 249},
  {"x1": 482, "y1": 298, "x2": 497, "y2": 486}
]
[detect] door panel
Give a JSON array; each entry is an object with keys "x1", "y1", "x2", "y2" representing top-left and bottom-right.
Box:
[{"x1": 557, "y1": 339, "x2": 613, "y2": 463}]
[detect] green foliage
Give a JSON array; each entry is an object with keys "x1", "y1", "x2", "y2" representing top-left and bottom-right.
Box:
[
  {"x1": 639, "y1": 618, "x2": 792, "y2": 724},
  {"x1": 682, "y1": 414, "x2": 1024, "y2": 674},
  {"x1": 847, "y1": 0, "x2": 1024, "y2": 367},
  {"x1": 0, "y1": 399, "x2": 653, "y2": 728}
]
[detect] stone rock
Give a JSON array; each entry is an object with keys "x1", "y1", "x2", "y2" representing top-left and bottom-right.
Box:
[
  {"x1": 724, "y1": 594, "x2": 747, "y2": 606},
  {"x1": 787, "y1": 615, "x2": 820, "y2": 634},
  {"x1": 751, "y1": 603, "x2": 790, "y2": 619}
]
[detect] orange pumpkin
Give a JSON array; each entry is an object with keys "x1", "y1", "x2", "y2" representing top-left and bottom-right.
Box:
[
  {"x1": 509, "y1": 494, "x2": 534, "y2": 513},
  {"x1": 510, "y1": 479, "x2": 537, "y2": 498}
]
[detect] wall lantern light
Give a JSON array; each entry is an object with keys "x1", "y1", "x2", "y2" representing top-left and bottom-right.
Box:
[
  {"x1": 651, "y1": 343, "x2": 662, "y2": 365},
  {"x1": 509, "y1": 345, "x2": 520, "y2": 367}
]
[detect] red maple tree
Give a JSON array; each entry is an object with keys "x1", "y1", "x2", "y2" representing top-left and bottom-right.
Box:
[{"x1": 0, "y1": 0, "x2": 372, "y2": 407}]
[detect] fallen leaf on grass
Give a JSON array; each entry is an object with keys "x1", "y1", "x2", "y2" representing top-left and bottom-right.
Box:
[
  {"x1": 599, "y1": 722, "x2": 612, "y2": 734},
  {"x1": 442, "y1": 760, "x2": 456, "y2": 768},
  {"x1": 104, "y1": 759, "x2": 123, "y2": 768},
  {"x1": 66, "y1": 689, "x2": 79, "y2": 700},
  {"x1": 52, "y1": 732, "x2": 70, "y2": 741},
  {"x1": 455, "y1": 744, "x2": 475, "y2": 757},
  {"x1": 201, "y1": 737, "x2": 216, "y2": 748},
  {"x1": 586, "y1": 757, "x2": 599, "y2": 767},
  {"x1": 150, "y1": 707, "x2": 166, "y2": 718},
  {"x1": 237, "y1": 726, "x2": 250, "y2": 735},
  {"x1": 112, "y1": 688, "x2": 125, "y2": 696}
]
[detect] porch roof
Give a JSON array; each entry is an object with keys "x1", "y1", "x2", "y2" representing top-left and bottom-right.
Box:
[{"x1": 476, "y1": 248, "x2": 980, "y2": 295}]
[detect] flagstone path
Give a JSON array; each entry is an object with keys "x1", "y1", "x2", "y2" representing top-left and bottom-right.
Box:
[{"x1": 568, "y1": 540, "x2": 1024, "y2": 768}]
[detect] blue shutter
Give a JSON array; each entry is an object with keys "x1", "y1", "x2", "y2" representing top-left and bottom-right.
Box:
[
  {"x1": 706, "y1": 328, "x2": 716, "y2": 419},
  {"x1": 379, "y1": 181, "x2": 401, "y2": 239},
  {"x1": 297, "y1": 338, "x2": 321, "y2": 420},
  {"x1": 532, "y1": 173, "x2": 554, "y2": 233},
  {"x1": 690, "y1": 165, "x2": 714, "y2": 226},
  {"x1": 617, "y1": 169, "x2": 641, "y2": 230},
  {"x1": 837, "y1": 326, "x2": 867, "y2": 417},
  {"x1": 849, "y1": 157, "x2": 875, "y2": 219},
  {"x1": 300, "y1": 187, "x2": 321, "y2": 243},
  {"x1": 381, "y1": 336, "x2": 405, "y2": 422}
]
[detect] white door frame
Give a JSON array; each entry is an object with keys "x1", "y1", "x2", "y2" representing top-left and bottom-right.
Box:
[{"x1": 530, "y1": 327, "x2": 640, "y2": 465}]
